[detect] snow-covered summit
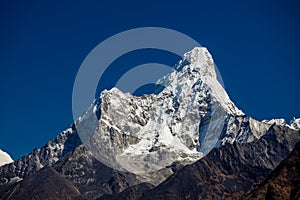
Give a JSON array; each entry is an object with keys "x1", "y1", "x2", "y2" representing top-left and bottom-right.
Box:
[
  {"x1": 158, "y1": 47, "x2": 244, "y2": 116},
  {"x1": 0, "y1": 149, "x2": 13, "y2": 167},
  {"x1": 180, "y1": 47, "x2": 217, "y2": 78},
  {"x1": 75, "y1": 47, "x2": 269, "y2": 185}
]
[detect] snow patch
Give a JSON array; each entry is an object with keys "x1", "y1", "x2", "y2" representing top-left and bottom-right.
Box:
[{"x1": 0, "y1": 149, "x2": 13, "y2": 167}]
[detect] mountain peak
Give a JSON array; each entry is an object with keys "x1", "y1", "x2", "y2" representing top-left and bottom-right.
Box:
[
  {"x1": 158, "y1": 47, "x2": 244, "y2": 116},
  {"x1": 181, "y1": 47, "x2": 216, "y2": 79},
  {"x1": 0, "y1": 149, "x2": 13, "y2": 167},
  {"x1": 76, "y1": 47, "x2": 249, "y2": 181}
]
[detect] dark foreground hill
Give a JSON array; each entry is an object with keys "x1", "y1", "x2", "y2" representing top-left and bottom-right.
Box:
[{"x1": 242, "y1": 142, "x2": 300, "y2": 200}]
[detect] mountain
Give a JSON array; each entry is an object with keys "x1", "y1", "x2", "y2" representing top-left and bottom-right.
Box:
[
  {"x1": 242, "y1": 142, "x2": 300, "y2": 200},
  {"x1": 0, "y1": 149, "x2": 13, "y2": 167},
  {"x1": 74, "y1": 47, "x2": 273, "y2": 184},
  {"x1": 0, "y1": 47, "x2": 299, "y2": 199}
]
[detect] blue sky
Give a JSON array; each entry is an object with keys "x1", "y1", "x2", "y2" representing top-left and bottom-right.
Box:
[{"x1": 0, "y1": 0, "x2": 299, "y2": 159}]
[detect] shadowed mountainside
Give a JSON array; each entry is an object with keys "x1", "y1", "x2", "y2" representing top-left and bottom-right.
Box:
[{"x1": 242, "y1": 142, "x2": 300, "y2": 200}]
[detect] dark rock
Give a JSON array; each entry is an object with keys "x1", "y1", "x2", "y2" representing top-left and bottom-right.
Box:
[
  {"x1": 0, "y1": 166, "x2": 80, "y2": 200},
  {"x1": 241, "y1": 142, "x2": 300, "y2": 200}
]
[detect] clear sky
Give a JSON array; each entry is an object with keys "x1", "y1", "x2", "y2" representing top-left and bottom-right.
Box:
[{"x1": 0, "y1": 0, "x2": 299, "y2": 159}]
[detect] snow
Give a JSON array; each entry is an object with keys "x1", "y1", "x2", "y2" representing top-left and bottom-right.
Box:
[
  {"x1": 0, "y1": 149, "x2": 13, "y2": 167},
  {"x1": 289, "y1": 118, "x2": 300, "y2": 130},
  {"x1": 74, "y1": 47, "x2": 288, "y2": 184},
  {"x1": 76, "y1": 47, "x2": 247, "y2": 175},
  {"x1": 262, "y1": 118, "x2": 300, "y2": 130},
  {"x1": 262, "y1": 118, "x2": 286, "y2": 126}
]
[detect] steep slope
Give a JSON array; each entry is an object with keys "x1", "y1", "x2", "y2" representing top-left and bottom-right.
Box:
[
  {"x1": 242, "y1": 142, "x2": 300, "y2": 200},
  {"x1": 0, "y1": 149, "x2": 13, "y2": 167}
]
